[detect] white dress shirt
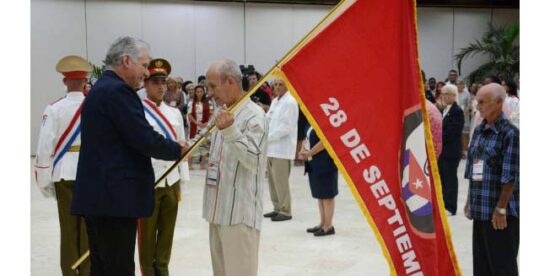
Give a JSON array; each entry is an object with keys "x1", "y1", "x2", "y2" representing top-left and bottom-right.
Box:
[{"x1": 266, "y1": 92, "x2": 299, "y2": 160}]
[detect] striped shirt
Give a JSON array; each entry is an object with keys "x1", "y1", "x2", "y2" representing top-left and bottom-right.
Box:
[{"x1": 202, "y1": 99, "x2": 268, "y2": 231}]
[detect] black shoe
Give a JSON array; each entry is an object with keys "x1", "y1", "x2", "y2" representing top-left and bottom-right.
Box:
[
  {"x1": 314, "y1": 226, "x2": 335, "y2": 236},
  {"x1": 306, "y1": 226, "x2": 322, "y2": 233},
  {"x1": 271, "y1": 213, "x2": 292, "y2": 221},
  {"x1": 263, "y1": 211, "x2": 278, "y2": 218}
]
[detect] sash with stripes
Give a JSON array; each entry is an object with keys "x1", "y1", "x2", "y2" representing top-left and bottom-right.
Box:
[
  {"x1": 143, "y1": 99, "x2": 178, "y2": 141},
  {"x1": 52, "y1": 103, "x2": 83, "y2": 170}
]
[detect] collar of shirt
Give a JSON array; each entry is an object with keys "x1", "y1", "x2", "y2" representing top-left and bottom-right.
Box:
[
  {"x1": 277, "y1": 91, "x2": 290, "y2": 100},
  {"x1": 479, "y1": 113, "x2": 507, "y2": 134},
  {"x1": 442, "y1": 104, "x2": 452, "y2": 117},
  {"x1": 66, "y1": 91, "x2": 85, "y2": 101},
  {"x1": 144, "y1": 97, "x2": 165, "y2": 108}
]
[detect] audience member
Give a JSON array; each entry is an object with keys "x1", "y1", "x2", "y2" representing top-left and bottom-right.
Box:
[
  {"x1": 295, "y1": 109, "x2": 308, "y2": 166},
  {"x1": 247, "y1": 72, "x2": 271, "y2": 112},
  {"x1": 439, "y1": 84, "x2": 464, "y2": 216},
  {"x1": 188, "y1": 85, "x2": 212, "y2": 169},
  {"x1": 299, "y1": 125, "x2": 338, "y2": 236},
  {"x1": 164, "y1": 77, "x2": 186, "y2": 114},
  {"x1": 470, "y1": 76, "x2": 510, "y2": 140},
  {"x1": 425, "y1": 77, "x2": 437, "y2": 103},
  {"x1": 503, "y1": 80, "x2": 519, "y2": 128},
  {"x1": 435, "y1": 81, "x2": 446, "y2": 111},
  {"x1": 426, "y1": 100, "x2": 443, "y2": 158},
  {"x1": 464, "y1": 83, "x2": 519, "y2": 276},
  {"x1": 446, "y1": 69, "x2": 459, "y2": 85},
  {"x1": 457, "y1": 79, "x2": 471, "y2": 158},
  {"x1": 264, "y1": 78, "x2": 299, "y2": 222}
]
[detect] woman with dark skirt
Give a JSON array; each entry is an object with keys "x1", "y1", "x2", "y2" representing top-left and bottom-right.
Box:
[{"x1": 299, "y1": 125, "x2": 338, "y2": 237}]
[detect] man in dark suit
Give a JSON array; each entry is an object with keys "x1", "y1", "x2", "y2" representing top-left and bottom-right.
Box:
[
  {"x1": 439, "y1": 84, "x2": 465, "y2": 216},
  {"x1": 71, "y1": 36, "x2": 187, "y2": 275}
]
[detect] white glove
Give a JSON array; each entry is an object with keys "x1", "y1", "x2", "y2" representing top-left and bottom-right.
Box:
[{"x1": 39, "y1": 184, "x2": 56, "y2": 198}]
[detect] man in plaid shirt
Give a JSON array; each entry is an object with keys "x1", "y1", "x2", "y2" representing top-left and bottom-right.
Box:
[{"x1": 464, "y1": 83, "x2": 519, "y2": 276}]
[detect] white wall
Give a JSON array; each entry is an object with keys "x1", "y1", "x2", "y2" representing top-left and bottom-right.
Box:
[{"x1": 30, "y1": 0, "x2": 519, "y2": 153}]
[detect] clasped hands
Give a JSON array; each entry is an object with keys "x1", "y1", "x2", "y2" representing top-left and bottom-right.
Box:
[{"x1": 298, "y1": 149, "x2": 311, "y2": 161}]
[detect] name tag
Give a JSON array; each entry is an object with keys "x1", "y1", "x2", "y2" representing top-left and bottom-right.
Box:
[
  {"x1": 206, "y1": 164, "x2": 219, "y2": 187},
  {"x1": 170, "y1": 101, "x2": 177, "y2": 107},
  {"x1": 472, "y1": 159, "x2": 484, "y2": 181}
]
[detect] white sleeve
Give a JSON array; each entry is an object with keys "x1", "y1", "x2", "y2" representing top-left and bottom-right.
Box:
[{"x1": 34, "y1": 105, "x2": 57, "y2": 197}]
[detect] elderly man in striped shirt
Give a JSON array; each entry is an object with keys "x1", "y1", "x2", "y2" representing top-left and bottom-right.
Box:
[{"x1": 203, "y1": 59, "x2": 268, "y2": 276}]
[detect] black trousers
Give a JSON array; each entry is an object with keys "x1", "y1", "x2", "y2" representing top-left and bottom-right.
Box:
[
  {"x1": 84, "y1": 216, "x2": 137, "y2": 276},
  {"x1": 439, "y1": 157, "x2": 460, "y2": 214},
  {"x1": 473, "y1": 217, "x2": 519, "y2": 276}
]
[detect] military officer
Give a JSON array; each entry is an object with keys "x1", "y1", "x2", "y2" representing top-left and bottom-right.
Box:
[
  {"x1": 138, "y1": 58, "x2": 191, "y2": 276},
  {"x1": 34, "y1": 55, "x2": 92, "y2": 276}
]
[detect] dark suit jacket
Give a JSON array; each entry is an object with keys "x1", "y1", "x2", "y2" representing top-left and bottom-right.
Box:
[
  {"x1": 71, "y1": 70, "x2": 181, "y2": 218},
  {"x1": 425, "y1": 89, "x2": 436, "y2": 103},
  {"x1": 304, "y1": 127, "x2": 337, "y2": 175},
  {"x1": 440, "y1": 102, "x2": 465, "y2": 159}
]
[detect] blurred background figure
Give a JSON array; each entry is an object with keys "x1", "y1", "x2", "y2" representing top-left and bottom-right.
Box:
[
  {"x1": 299, "y1": 125, "x2": 338, "y2": 236},
  {"x1": 503, "y1": 79, "x2": 520, "y2": 128},
  {"x1": 439, "y1": 84, "x2": 464, "y2": 216},
  {"x1": 188, "y1": 85, "x2": 212, "y2": 169}
]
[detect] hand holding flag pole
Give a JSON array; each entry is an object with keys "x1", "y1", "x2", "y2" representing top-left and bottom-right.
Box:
[{"x1": 70, "y1": 65, "x2": 284, "y2": 270}]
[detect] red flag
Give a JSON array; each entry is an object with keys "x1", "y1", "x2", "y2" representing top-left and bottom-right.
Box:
[{"x1": 273, "y1": 0, "x2": 461, "y2": 275}]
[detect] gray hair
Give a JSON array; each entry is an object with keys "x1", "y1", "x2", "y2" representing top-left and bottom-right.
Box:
[
  {"x1": 441, "y1": 84, "x2": 458, "y2": 97},
  {"x1": 211, "y1": 59, "x2": 243, "y2": 90},
  {"x1": 104, "y1": 36, "x2": 150, "y2": 69}
]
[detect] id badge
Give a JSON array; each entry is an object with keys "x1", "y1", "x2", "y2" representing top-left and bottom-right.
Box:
[
  {"x1": 472, "y1": 159, "x2": 484, "y2": 181},
  {"x1": 170, "y1": 101, "x2": 177, "y2": 107},
  {"x1": 206, "y1": 164, "x2": 219, "y2": 187}
]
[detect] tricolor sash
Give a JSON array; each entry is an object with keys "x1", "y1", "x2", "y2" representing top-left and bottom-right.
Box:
[
  {"x1": 52, "y1": 103, "x2": 83, "y2": 170},
  {"x1": 143, "y1": 99, "x2": 178, "y2": 141}
]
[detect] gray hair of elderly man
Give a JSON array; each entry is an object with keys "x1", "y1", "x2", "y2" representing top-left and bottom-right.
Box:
[
  {"x1": 209, "y1": 59, "x2": 243, "y2": 91},
  {"x1": 104, "y1": 36, "x2": 150, "y2": 69}
]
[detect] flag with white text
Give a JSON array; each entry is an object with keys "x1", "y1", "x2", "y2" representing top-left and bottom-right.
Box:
[{"x1": 273, "y1": 0, "x2": 461, "y2": 275}]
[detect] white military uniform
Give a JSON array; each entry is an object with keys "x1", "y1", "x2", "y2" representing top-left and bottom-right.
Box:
[
  {"x1": 139, "y1": 97, "x2": 190, "y2": 276},
  {"x1": 142, "y1": 98, "x2": 190, "y2": 186},
  {"x1": 34, "y1": 91, "x2": 84, "y2": 197}
]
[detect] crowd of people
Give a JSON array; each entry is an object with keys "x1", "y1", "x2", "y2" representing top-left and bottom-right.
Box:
[
  {"x1": 424, "y1": 69, "x2": 520, "y2": 275},
  {"x1": 424, "y1": 69, "x2": 520, "y2": 216},
  {"x1": 33, "y1": 35, "x2": 518, "y2": 276}
]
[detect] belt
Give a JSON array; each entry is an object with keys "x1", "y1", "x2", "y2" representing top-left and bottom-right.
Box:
[{"x1": 67, "y1": 145, "x2": 80, "y2": 152}]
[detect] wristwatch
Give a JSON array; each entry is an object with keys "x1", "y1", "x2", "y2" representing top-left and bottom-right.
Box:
[{"x1": 495, "y1": 207, "x2": 507, "y2": 215}]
